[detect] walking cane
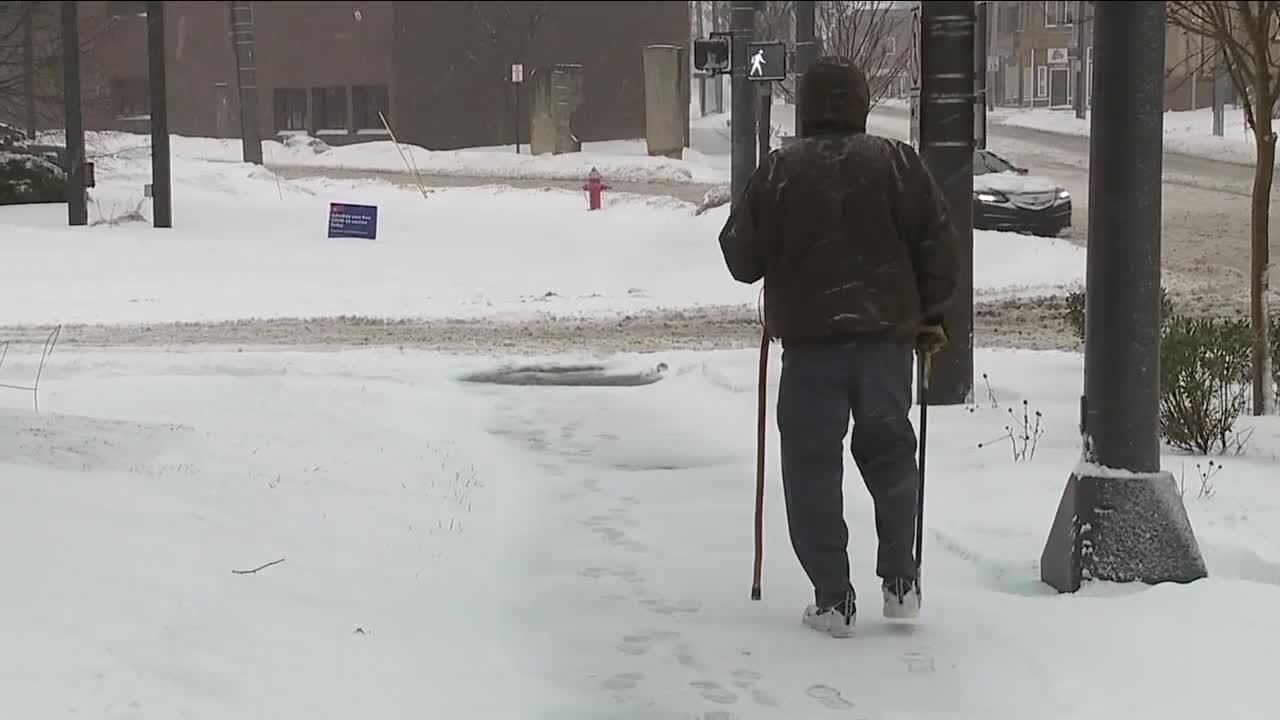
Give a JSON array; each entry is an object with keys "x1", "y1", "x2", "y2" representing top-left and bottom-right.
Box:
[
  {"x1": 914, "y1": 350, "x2": 932, "y2": 575},
  {"x1": 751, "y1": 327, "x2": 768, "y2": 601}
]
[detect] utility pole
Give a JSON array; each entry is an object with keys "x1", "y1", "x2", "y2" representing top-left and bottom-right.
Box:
[
  {"x1": 229, "y1": 1, "x2": 263, "y2": 165},
  {"x1": 1040, "y1": 0, "x2": 1206, "y2": 594},
  {"x1": 696, "y1": 0, "x2": 707, "y2": 117},
  {"x1": 730, "y1": 0, "x2": 757, "y2": 211},
  {"x1": 1212, "y1": 46, "x2": 1227, "y2": 136},
  {"x1": 1074, "y1": 0, "x2": 1088, "y2": 119},
  {"x1": 23, "y1": 1, "x2": 36, "y2": 140},
  {"x1": 60, "y1": 1, "x2": 86, "y2": 227},
  {"x1": 918, "y1": 1, "x2": 975, "y2": 406},
  {"x1": 795, "y1": 0, "x2": 816, "y2": 74},
  {"x1": 147, "y1": 1, "x2": 172, "y2": 228},
  {"x1": 974, "y1": 1, "x2": 988, "y2": 150},
  {"x1": 711, "y1": 1, "x2": 724, "y2": 113},
  {"x1": 794, "y1": 0, "x2": 816, "y2": 134}
]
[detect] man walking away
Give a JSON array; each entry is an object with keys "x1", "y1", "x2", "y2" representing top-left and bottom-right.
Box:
[{"x1": 718, "y1": 56, "x2": 958, "y2": 638}]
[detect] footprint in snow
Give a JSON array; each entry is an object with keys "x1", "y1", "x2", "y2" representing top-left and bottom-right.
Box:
[
  {"x1": 806, "y1": 684, "x2": 855, "y2": 711},
  {"x1": 730, "y1": 669, "x2": 779, "y2": 707},
  {"x1": 691, "y1": 680, "x2": 738, "y2": 705},
  {"x1": 602, "y1": 672, "x2": 644, "y2": 691}
]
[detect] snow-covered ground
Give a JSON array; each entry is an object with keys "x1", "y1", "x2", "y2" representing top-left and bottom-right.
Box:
[
  {"x1": 0, "y1": 138, "x2": 1083, "y2": 327},
  {"x1": 991, "y1": 105, "x2": 1257, "y2": 165},
  {"x1": 2, "y1": 344, "x2": 1277, "y2": 719},
  {"x1": 2, "y1": 96, "x2": 1276, "y2": 720}
]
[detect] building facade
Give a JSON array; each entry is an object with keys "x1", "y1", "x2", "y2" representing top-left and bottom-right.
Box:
[
  {"x1": 987, "y1": 1, "x2": 1223, "y2": 112},
  {"x1": 72, "y1": 1, "x2": 688, "y2": 149}
]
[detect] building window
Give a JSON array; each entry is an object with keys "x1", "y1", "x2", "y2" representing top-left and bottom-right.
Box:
[
  {"x1": 312, "y1": 86, "x2": 348, "y2": 133},
  {"x1": 111, "y1": 76, "x2": 148, "y2": 119},
  {"x1": 1036, "y1": 65, "x2": 1048, "y2": 98},
  {"x1": 273, "y1": 88, "x2": 307, "y2": 132},
  {"x1": 998, "y1": 3, "x2": 1023, "y2": 34},
  {"x1": 107, "y1": 1, "x2": 146, "y2": 17},
  {"x1": 352, "y1": 84, "x2": 390, "y2": 133},
  {"x1": 1044, "y1": 1, "x2": 1074, "y2": 27}
]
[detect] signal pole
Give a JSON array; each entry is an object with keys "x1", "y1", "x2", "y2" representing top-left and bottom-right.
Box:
[
  {"x1": 918, "y1": 1, "x2": 975, "y2": 406},
  {"x1": 147, "y1": 1, "x2": 172, "y2": 228}
]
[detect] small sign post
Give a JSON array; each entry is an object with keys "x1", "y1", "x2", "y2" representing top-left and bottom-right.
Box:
[
  {"x1": 511, "y1": 63, "x2": 525, "y2": 155},
  {"x1": 327, "y1": 202, "x2": 378, "y2": 240}
]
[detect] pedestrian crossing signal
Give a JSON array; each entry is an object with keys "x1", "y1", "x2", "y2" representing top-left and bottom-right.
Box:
[
  {"x1": 694, "y1": 37, "x2": 730, "y2": 75},
  {"x1": 746, "y1": 41, "x2": 787, "y2": 82}
]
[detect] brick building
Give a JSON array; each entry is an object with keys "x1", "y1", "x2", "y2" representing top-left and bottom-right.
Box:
[
  {"x1": 70, "y1": 1, "x2": 688, "y2": 149},
  {"x1": 987, "y1": 1, "x2": 1223, "y2": 112}
]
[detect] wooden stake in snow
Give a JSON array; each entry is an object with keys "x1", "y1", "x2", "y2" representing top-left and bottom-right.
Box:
[
  {"x1": 232, "y1": 557, "x2": 285, "y2": 575},
  {"x1": 378, "y1": 110, "x2": 430, "y2": 198}
]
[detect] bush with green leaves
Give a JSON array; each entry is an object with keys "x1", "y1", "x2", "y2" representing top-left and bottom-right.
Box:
[
  {"x1": 0, "y1": 151, "x2": 66, "y2": 205},
  {"x1": 1159, "y1": 315, "x2": 1252, "y2": 455},
  {"x1": 1063, "y1": 287, "x2": 1175, "y2": 341}
]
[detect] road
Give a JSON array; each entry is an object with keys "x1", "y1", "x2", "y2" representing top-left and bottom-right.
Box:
[{"x1": 870, "y1": 106, "x2": 1276, "y2": 321}]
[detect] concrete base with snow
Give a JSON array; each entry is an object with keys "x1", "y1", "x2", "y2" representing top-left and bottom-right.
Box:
[{"x1": 1041, "y1": 467, "x2": 1209, "y2": 593}]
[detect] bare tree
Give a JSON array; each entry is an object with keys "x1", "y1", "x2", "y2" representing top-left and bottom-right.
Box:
[
  {"x1": 0, "y1": 2, "x2": 56, "y2": 140},
  {"x1": 817, "y1": 1, "x2": 912, "y2": 106},
  {"x1": 742, "y1": 2, "x2": 910, "y2": 107},
  {"x1": 1169, "y1": 1, "x2": 1279, "y2": 414},
  {"x1": 0, "y1": 2, "x2": 112, "y2": 143}
]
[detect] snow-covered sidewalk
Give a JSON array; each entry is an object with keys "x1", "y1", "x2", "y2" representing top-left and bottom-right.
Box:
[{"x1": 2, "y1": 345, "x2": 1276, "y2": 719}]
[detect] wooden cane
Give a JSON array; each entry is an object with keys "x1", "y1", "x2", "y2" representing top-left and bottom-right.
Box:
[{"x1": 752, "y1": 327, "x2": 769, "y2": 601}]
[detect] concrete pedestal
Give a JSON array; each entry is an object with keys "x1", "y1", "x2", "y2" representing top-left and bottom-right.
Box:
[
  {"x1": 643, "y1": 45, "x2": 689, "y2": 159},
  {"x1": 1041, "y1": 465, "x2": 1208, "y2": 593},
  {"x1": 529, "y1": 64, "x2": 584, "y2": 156}
]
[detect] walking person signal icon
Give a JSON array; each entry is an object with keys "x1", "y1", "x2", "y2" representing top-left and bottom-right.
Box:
[{"x1": 745, "y1": 41, "x2": 787, "y2": 82}]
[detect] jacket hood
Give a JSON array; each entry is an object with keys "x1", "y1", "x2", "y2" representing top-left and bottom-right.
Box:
[{"x1": 797, "y1": 56, "x2": 871, "y2": 138}]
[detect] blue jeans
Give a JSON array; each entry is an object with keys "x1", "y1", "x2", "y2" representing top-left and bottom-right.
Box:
[{"x1": 776, "y1": 341, "x2": 920, "y2": 607}]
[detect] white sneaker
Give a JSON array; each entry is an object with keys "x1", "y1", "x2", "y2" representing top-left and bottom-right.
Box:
[
  {"x1": 882, "y1": 577, "x2": 921, "y2": 619},
  {"x1": 802, "y1": 593, "x2": 856, "y2": 638}
]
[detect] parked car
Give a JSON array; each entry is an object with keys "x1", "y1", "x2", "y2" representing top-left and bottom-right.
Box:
[{"x1": 972, "y1": 148, "x2": 1072, "y2": 237}]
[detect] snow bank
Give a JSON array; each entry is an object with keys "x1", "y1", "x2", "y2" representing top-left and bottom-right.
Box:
[
  {"x1": 35, "y1": 129, "x2": 729, "y2": 186},
  {"x1": 995, "y1": 105, "x2": 1257, "y2": 165}
]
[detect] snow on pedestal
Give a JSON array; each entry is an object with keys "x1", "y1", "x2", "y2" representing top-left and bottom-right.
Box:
[{"x1": 1041, "y1": 460, "x2": 1209, "y2": 593}]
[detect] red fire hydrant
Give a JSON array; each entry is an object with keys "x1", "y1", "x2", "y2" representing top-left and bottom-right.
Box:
[{"x1": 583, "y1": 167, "x2": 609, "y2": 211}]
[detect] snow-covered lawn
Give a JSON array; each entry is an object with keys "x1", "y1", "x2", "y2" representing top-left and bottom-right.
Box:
[
  {"x1": 0, "y1": 144, "x2": 1084, "y2": 327},
  {"x1": 2, "y1": 345, "x2": 1277, "y2": 719},
  {"x1": 991, "y1": 105, "x2": 1258, "y2": 165}
]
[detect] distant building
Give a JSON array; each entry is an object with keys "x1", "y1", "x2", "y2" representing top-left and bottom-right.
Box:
[
  {"x1": 987, "y1": 1, "x2": 1225, "y2": 112},
  {"x1": 72, "y1": 1, "x2": 688, "y2": 149}
]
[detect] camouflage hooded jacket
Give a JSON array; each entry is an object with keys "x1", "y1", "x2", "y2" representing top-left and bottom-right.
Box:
[{"x1": 718, "y1": 57, "x2": 959, "y2": 348}]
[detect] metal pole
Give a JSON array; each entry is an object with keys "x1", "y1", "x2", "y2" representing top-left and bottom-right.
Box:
[
  {"x1": 1039, "y1": 0, "x2": 1204, "y2": 596},
  {"x1": 60, "y1": 1, "x2": 86, "y2": 227},
  {"x1": 696, "y1": 0, "x2": 707, "y2": 117},
  {"x1": 795, "y1": 0, "x2": 816, "y2": 74},
  {"x1": 711, "y1": 1, "x2": 724, "y2": 113},
  {"x1": 1212, "y1": 49, "x2": 1227, "y2": 136},
  {"x1": 147, "y1": 1, "x2": 172, "y2": 228},
  {"x1": 1074, "y1": 0, "x2": 1088, "y2": 119},
  {"x1": 229, "y1": 1, "x2": 263, "y2": 165},
  {"x1": 730, "y1": 0, "x2": 756, "y2": 211},
  {"x1": 795, "y1": 0, "x2": 816, "y2": 136},
  {"x1": 974, "y1": 1, "x2": 988, "y2": 150},
  {"x1": 919, "y1": 1, "x2": 975, "y2": 406},
  {"x1": 1082, "y1": 1, "x2": 1165, "y2": 472},
  {"x1": 23, "y1": 1, "x2": 36, "y2": 140}
]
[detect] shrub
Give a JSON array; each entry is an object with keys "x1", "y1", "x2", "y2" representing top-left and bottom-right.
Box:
[
  {"x1": 1063, "y1": 286, "x2": 1174, "y2": 341},
  {"x1": 1159, "y1": 315, "x2": 1252, "y2": 454},
  {"x1": 0, "y1": 151, "x2": 66, "y2": 205},
  {"x1": 1273, "y1": 314, "x2": 1280, "y2": 394}
]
